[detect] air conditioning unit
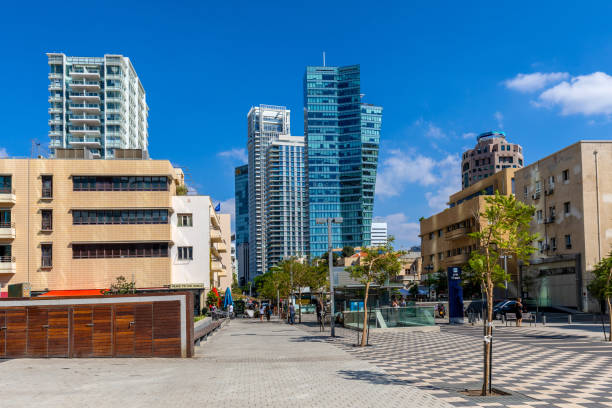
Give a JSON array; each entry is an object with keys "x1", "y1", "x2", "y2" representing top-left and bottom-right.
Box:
[
  {"x1": 545, "y1": 188, "x2": 554, "y2": 195},
  {"x1": 532, "y1": 193, "x2": 541, "y2": 200}
]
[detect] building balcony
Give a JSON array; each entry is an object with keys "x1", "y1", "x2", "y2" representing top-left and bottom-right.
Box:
[
  {"x1": 48, "y1": 73, "x2": 62, "y2": 80},
  {"x1": 48, "y1": 107, "x2": 62, "y2": 114},
  {"x1": 0, "y1": 256, "x2": 16, "y2": 274},
  {"x1": 211, "y1": 260, "x2": 223, "y2": 272},
  {"x1": 210, "y1": 213, "x2": 220, "y2": 228},
  {"x1": 71, "y1": 70, "x2": 100, "y2": 79},
  {"x1": 69, "y1": 137, "x2": 102, "y2": 148},
  {"x1": 69, "y1": 103, "x2": 100, "y2": 113},
  {"x1": 48, "y1": 119, "x2": 62, "y2": 126},
  {"x1": 69, "y1": 92, "x2": 100, "y2": 101},
  {"x1": 0, "y1": 222, "x2": 15, "y2": 239},
  {"x1": 70, "y1": 80, "x2": 100, "y2": 90},
  {"x1": 48, "y1": 95, "x2": 62, "y2": 103},
  {"x1": 69, "y1": 126, "x2": 100, "y2": 136},
  {"x1": 210, "y1": 228, "x2": 222, "y2": 242},
  {"x1": 447, "y1": 253, "x2": 469, "y2": 264},
  {"x1": 48, "y1": 82, "x2": 62, "y2": 91},
  {"x1": 70, "y1": 115, "x2": 100, "y2": 125},
  {"x1": 214, "y1": 241, "x2": 227, "y2": 253},
  {"x1": 445, "y1": 227, "x2": 473, "y2": 241},
  {"x1": 0, "y1": 189, "x2": 16, "y2": 205}
]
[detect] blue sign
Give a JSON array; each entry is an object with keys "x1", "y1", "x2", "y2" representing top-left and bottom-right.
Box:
[
  {"x1": 349, "y1": 301, "x2": 364, "y2": 312},
  {"x1": 447, "y1": 267, "x2": 464, "y2": 324}
]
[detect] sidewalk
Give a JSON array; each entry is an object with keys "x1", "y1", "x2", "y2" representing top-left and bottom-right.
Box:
[{"x1": 0, "y1": 318, "x2": 453, "y2": 408}]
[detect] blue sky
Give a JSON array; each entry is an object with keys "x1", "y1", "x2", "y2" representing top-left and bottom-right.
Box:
[{"x1": 2, "y1": 1, "x2": 612, "y2": 249}]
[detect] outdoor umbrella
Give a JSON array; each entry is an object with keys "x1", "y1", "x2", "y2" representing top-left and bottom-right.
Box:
[
  {"x1": 223, "y1": 287, "x2": 233, "y2": 309},
  {"x1": 399, "y1": 288, "x2": 411, "y2": 296}
]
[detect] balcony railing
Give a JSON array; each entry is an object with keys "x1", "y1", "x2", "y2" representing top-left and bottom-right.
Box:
[
  {"x1": 42, "y1": 187, "x2": 53, "y2": 199},
  {"x1": 41, "y1": 257, "x2": 52, "y2": 268},
  {"x1": 0, "y1": 255, "x2": 15, "y2": 263}
]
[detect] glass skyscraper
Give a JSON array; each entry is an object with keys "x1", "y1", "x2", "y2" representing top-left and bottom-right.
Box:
[
  {"x1": 304, "y1": 65, "x2": 382, "y2": 256},
  {"x1": 234, "y1": 164, "x2": 249, "y2": 285}
]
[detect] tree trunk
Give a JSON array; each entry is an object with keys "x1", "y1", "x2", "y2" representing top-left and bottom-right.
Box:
[
  {"x1": 361, "y1": 281, "x2": 371, "y2": 347},
  {"x1": 482, "y1": 281, "x2": 493, "y2": 396},
  {"x1": 607, "y1": 296, "x2": 612, "y2": 342},
  {"x1": 298, "y1": 288, "x2": 302, "y2": 323}
]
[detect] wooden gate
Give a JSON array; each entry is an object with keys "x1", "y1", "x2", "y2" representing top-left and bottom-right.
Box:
[{"x1": 0, "y1": 293, "x2": 193, "y2": 358}]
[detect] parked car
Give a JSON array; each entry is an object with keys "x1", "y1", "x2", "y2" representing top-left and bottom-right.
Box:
[{"x1": 493, "y1": 300, "x2": 517, "y2": 320}]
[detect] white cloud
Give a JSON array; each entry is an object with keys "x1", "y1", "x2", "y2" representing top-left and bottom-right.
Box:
[
  {"x1": 0, "y1": 148, "x2": 7, "y2": 158},
  {"x1": 537, "y1": 72, "x2": 612, "y2": 116},
  {"x1": 462, "y1": 132, "x2": 477, "y2": 140},
  {"x1": 375, "y1": 213, "x2": 421, "y2": 247},
  {"x1": 425, "y1": 123, "x2": 446, "y2": 139},
  {"x1": 504, "y1": 72, "x2": 569, "y2": 93},
  {"x1": 376, "y1": 149, "x2": 461, "y2": 212},
  {"x1": 494, "y1": 111, "x2": 504, "y2": 129},
  {"x1": 218, "y1": 148, "x2": 247, "y2": 164}
]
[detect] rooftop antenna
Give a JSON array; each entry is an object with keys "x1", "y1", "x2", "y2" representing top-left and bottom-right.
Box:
[{"x1": 323, "y1": 51, "x2": 326, "y2": 67}]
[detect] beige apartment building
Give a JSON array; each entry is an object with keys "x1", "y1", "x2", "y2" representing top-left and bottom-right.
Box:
[
  {"x1": 0, "y1": 157, "x2": 231, "y2": 302},
  {"x1": 514, "y1": 141, "x2": 612, "y2": 311},
  {"x1": 420, "y1": 169, "x2": 518, "y2": 292}
]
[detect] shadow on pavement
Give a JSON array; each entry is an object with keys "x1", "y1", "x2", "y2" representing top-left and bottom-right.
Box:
[
  {"x1": 337, "y1": 370, "x2": 416, "y2": 386},
  {"x1": 289, "y1": 335, "x2": 329, "y2": 343}
]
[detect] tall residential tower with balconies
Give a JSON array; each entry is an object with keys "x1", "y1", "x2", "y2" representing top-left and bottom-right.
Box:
[
  {"x1": 47, "y1": 53, "x2": 149, "y2": 159},
  {"x1": 247, "y1": 105, "x2": 291, "y2": 278}
]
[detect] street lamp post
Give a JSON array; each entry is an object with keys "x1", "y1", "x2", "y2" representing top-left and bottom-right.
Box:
[
  {"x1": 316, "y1": 217, "x2": 343, "y2": 337},
  {"x1": 500, "y1": 255, "x2": 512, "y2": 298}
]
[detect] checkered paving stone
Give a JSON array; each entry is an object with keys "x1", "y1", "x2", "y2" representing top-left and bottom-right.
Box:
[{"x1": 299, "y1": 320, "x2": 612, "y2": 408}]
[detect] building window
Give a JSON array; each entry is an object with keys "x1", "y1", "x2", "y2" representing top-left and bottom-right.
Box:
[
  {"x1": 562, "y1": 169, "x2": 569, "y2": 181},
  {"x1": 536, "y1": 210, "x2": 543, "y2": 223},
  {"x1": 429, "y1": 255, "x2": 434, "y2": 262},
  {"x1": 438, "y1": 252, "x2": 443, "y2": 260},
  {"x1": 42, "y1": 175, "x2": 53, "y2": 198},
  {"x1": 0, "y1": 209, "x2": 11, "y2": 228},
  {"x1": 429, "y1": 232, "x2": 434, "y2": 240},
  {"x1": 72, "y1": 209, "x2": 169, "y2": 225},
  {"x1": 551, "y1": 237, "x2": 557, "y2": 251},
  {"x1": 72, "y1": 243, "x2": 169, "y2": 259},
  {"x1": 565, "y1": 234, "x2": 572, "y2": 249},
  {"x1": 178, "y1": 246, "x2": 193, "y2": 260},
  {"x1": 523, "y1": 185, "x2": 528, "y2": 199},
  {"x1": 564, "y1": 202, "x2": 570, "y2": 214},
  {"x1": 437, "y1": 229, "x2": 442, "y2": 237},
  {"x1": 0, "y1": 176, "x2": 11, "y2": 194},
  {"x1": 538, "y1": 240, "x2": 544, "y2": 252},
  {"x1": 177, "y1": 214, "x2": 193, "y2": 227},
  {"x1": 41, "y1": 210, "x2": 53, "y2": 231},
  {"x1": 41, "y1": 244, "x2": 52, "y2": 268},
  {"x1": 72, "y1": 176, "x2": 169, "y2": 191}
]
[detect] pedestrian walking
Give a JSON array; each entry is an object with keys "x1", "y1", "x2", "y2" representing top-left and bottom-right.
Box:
[
  {"x1": 289, "y1": 303, "x2": 295, "y2": 325},
  {"x1": 515, "y1": 298, "x2": 524, "y2": 327},
  {"x1": 229, "y1": 303, "x2": 234, "y2": 318},
  {"x1": 259, "y1": 304, "x2": 265, "y2": 321},
  {"x1": 265, "y1": 305, "x2": 271, "y2": 321}
]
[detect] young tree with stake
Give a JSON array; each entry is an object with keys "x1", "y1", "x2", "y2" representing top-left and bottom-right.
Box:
[
  {"x1": 345, "y1": 238, "x2": 404, "y2": 347},
  {"x1": 587, "y1": 251, "x2": 612, "y2": 341},
  {"x1": 467, "y1": 192, "x2": 537, "y2": 395}
]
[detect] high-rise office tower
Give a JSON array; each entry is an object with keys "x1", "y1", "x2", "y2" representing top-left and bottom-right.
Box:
[
  {"x1": 47, "y1": 53, "x2": 149, "y2": 159},
  {"x1": 304, "y1": 65, "x2": 382, "y2": 256},
  {"x1": 264, "y1": 136, "x2": 308, "y2": 270},
  {"x1": 247, "y1": 105, "x2": 291, "y2": 278},
  {"x1": 234, "y1": 164, "x2": 249, "y2": 285},
  {"x1": 461, "y1": 131, "x2": 524, "y2": 189}
]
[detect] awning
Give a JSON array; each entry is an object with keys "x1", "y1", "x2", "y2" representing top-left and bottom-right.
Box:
[{"x1": 39, "y1": 289, "x2": 105, "y2": 297}]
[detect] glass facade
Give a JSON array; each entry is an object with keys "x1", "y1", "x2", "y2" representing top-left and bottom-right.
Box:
[
  {"x1": 304, "y1": 65, "x2": 382, "y2": 256},
  {"x1": 234, "y1": 164, "x2": 249, "y2": 246}
]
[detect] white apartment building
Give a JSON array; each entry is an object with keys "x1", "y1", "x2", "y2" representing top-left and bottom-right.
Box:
[
  {"x1": 47, "y1": 53, "x2": 149, "y2": 159},
  {"x1": 371, "y1": 222, "x2": 388, "y2": 246},
  {"x1": 171, "y1": 195, "x2": 231, "y2": 312},
  {"x1": 247, "y1": 105, "x2": 291, "y2": 278}
]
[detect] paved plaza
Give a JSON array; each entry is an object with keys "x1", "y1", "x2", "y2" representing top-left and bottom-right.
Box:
[
  {"x1": 0, "y1": 319, "x2": 451, "y2": 408},
  {"x1": 300, "y1": 317, "x2": 612, "y2": 408}
]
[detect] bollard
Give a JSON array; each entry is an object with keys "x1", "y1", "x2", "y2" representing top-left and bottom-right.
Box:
[
  {"x1": 568, "y1": 314, "x2": 572, "y2": 324},
  {"x1": 543, "y1": 315, "x2": 546, "y2": 325}
]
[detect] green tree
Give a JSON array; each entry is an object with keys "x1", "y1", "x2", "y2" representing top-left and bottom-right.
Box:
[
  {"x1": 342, "y1": 246, "x2": 355, "y2": 258},
  {"x1": 345, "y1": 237, "x2": 404, "y2": 347},
  {"x1": 175, "y1": 184, "x2": 188, "y2": 196},
  {"x1": 105, "y1": 276, "x2": 135, "y2": 295},
  {"x1": 587, "y1": 251, "x2": 612, "y2": 341},
  {"x1": 468, "y1": 192, "x2": 537, "y2": 395}
]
